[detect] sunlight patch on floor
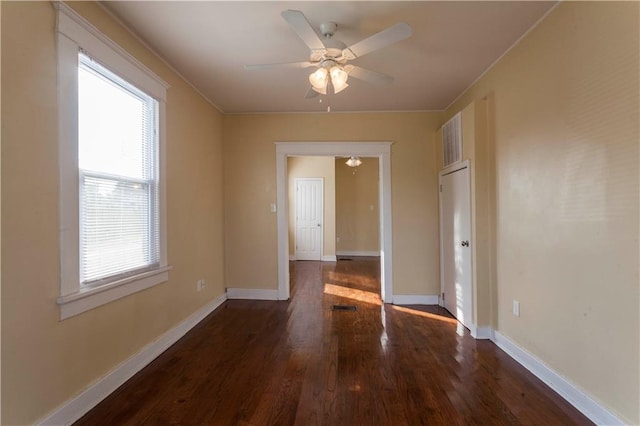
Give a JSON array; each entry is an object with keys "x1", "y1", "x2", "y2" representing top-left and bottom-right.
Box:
[
  {"x1": 324, "y1": 283, "x2": 382, "y2": 306},
  {"x1": 327, "y1": 271, "x2": 376, "y2": 287},
  {"x1": 391, "y1": 305, "x2": 458, "y2": 324}
]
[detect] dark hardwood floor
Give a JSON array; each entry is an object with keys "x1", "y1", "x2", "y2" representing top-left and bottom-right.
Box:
[{"x1": 76, "y1": 258, "x2": 592, "y2": 425}]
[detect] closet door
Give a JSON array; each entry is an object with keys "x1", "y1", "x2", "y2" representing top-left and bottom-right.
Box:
[{"x1": 440, "y1": 163, "x2": 473, "y2": 328}]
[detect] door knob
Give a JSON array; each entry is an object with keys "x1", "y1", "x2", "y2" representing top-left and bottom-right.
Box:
[
  {"x1": 317, "y1": 224, "x2": 321, "y2": 227},
  {"x1": 461, "y1": 241, "x2": 469, "y2": 247}
]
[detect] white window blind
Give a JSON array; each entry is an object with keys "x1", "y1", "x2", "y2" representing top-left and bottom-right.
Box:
[{"x1": 78, "y1": 53, "x2": 159, "y2": 286}]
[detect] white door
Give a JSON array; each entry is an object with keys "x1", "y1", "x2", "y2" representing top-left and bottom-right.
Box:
[
  {"x1": 295, "y1": 178, "x2": 323, "y2": 261},
  {"x1": 440, "y1": 164, "x2": 473, "y2": 329}
]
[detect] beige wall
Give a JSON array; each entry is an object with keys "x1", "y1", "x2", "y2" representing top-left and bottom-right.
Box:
[
  {"x1": 223, "y1": 112, "x2": 442, "y2": 294},
  {"x1": 335, "y1": 157, "x2": 380, "y2": 253},
  {"x1": 1, "y1": 2, "x2": 225, "y2": 424},
  {"x1": 444, "y1": 2, "x2": 639, "y2": 423},
  {"x1": 287, "y1": 156, "x2": 336, "y2": 258},
  {"x1": 4, "y1": 0, "x2": 635, "y2": 424}
]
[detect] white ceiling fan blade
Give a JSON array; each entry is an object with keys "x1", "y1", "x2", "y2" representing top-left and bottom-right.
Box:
[
  {"x1": 281, "y1": 10, "x2": 326, "y2": 52},
  {"x1": 345, "y1": 65, "x2": 394, "y2": 86},
  {"x1": 244, "y1": 61, "x2": 316, "y2": 71},
  {"x1": 305, "y1": 86, "x2": 320, "y2": 99},
  {"x1": 343, "y1": 22, "x2": 412, "y2": 59}
]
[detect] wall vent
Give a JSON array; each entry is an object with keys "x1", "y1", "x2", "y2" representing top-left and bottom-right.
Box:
[{"x1": 442, "y1": 112, "x2": 462, "y2": 167}]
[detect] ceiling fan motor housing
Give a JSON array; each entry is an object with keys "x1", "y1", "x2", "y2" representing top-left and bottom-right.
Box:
[
  {"x1": 319, "y1": 22, "x2": 337, "y2": 37},
  {"x1": 314, "y1": 22, "x2": 348, "y2": 63}
]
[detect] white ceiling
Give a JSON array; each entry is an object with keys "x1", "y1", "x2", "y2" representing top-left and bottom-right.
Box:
[{"x1": 102, "y1": 1, "x2": 556, "y2": 113}]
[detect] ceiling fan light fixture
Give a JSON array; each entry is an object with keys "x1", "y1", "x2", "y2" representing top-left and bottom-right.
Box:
[
  {"x1": 346, "y1": 156, "x2": 362, "y2": 167},
  {"x1": 309, "y1": 67, "x2": 328, "y2": 93},
  {"x1": 333, "y1": 80, "x2": 349, "y2": 94},
  {"x1": 330, "y1": 66, "x2": 349, "y2": 94}
]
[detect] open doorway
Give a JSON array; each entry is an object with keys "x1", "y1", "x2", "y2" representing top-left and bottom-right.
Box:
[
  {"x1": 287, "y1": 155, "x2": 380, "y2": 262},
  {"x1": 287, "y1": 156, "x2": 336, "y2": 262},
  {"x1": 335, "y1": 157, "x2": 380, "y2": 258},
  {"x1": 275, "y1": 142, "x2": 393, "y2": 303}
]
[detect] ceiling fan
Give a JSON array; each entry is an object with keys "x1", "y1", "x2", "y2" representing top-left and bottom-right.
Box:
[{"x1": 245, "y1": 10, "x2": 412, "y2": 98}]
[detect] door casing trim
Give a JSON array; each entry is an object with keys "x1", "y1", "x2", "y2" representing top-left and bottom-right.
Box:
[{"x1": 275, "y1": 141, "x2": 393, "y2": 302}]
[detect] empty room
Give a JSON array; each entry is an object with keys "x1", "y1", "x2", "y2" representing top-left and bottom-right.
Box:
[{"x1": 1, "y1": 1, "x2": 638, "y2": 425}]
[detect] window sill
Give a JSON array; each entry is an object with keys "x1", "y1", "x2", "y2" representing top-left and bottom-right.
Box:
[{"x1": 57, "y1": 266, "x2": 172, "y2": 320}]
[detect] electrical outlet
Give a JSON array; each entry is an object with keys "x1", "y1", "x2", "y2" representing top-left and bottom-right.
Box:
[
  {"x1": 512, "y1": 300, "x2": 520, "y2": 317},
  {"x1": 197, "y1": 279, "x2": 206, "y2": 292}
]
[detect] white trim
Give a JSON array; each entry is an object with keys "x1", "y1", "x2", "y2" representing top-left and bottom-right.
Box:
[
  {"x1": 277, "y1": 141, "x2": 392, "y2": 155},
  {"x1": 57, "y1": 267, "x2": 172, "y2": 320},
  {"x1": 469, "y1": 325, "x2": 494, "y2": 340},
  {"x1": 275, "y1": 142, "x2": 393, "y2": 302},
  {"x1": 226, "y1": 288, "x2": 279, "y2": 301},
  {"x1": 54, "y1": 2, "x2": 169, "y2": 100},
  {"x1": 57, "y1": 30, "x2": 81, "y2": 298},
  {"x1": 492, "y1": 331, "x2": 625, "y2": 425},
  {"x1": 55, "y1": 2, "x2": 170, "y2": 319},
  {"x1": 378, "y1": 144, "x2": 393, "y2": 303},
  {"x1": 392, "y1": 295, "x2": 439, "y2": 305},
  {"x1": 37, "y1": 293, "x2": 228, "y2": 425},
  {"x1": 276, "y1": 149, "x2": 288, "y2": 300},
  {"x1": 289, "y1": 255, "x2": 337, "y2": 262},
  {"x1": 158, "y1": 103, "x2": 168, "y2": 266},
  {"x1": 336, "y1": 251, "x2": 380, "y2": 257},
  {"x1": 439, "y1": 159, "x2": 471, "y2": 178}
]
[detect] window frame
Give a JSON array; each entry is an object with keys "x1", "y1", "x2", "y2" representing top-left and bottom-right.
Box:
[
  {"x1": 56, "y1": 2, "x2": 171, "y2": 320},
  {"x1": 78, "y1": 54, "x2": 160, "y2": 286}
]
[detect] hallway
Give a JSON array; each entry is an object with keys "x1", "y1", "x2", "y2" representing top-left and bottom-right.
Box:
[{"x1": 76, "y1": 258, "x2": 590, "y2": 425}]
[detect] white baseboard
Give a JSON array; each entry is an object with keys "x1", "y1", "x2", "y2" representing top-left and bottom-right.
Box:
[
  {"x1": 336, "y1": 251, "x2": 380, "y2": 257},
  {"x1": 226, "y1": 288, "x2": 279, "y2": 300},
  {"x1": 470, "y1": 325, "x2": 494, "y2": 340},
  {"x1": 289, "y1": 255, "x2": 337, "y2": 262},
  {"x1": 36, "y1": 293, "x2": 228, "y2": 425},
  {"x1": 492, "y1": 331, "x2": 624, "y2": 425},
  {"x1": 392, "y1": 294, "x2": 439, "y2": 305}
]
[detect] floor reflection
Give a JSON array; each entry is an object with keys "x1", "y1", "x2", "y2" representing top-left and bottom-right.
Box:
[
  {"x1": 77, "y1": 256, "x2": 593, "y2": 425},
  {"x1": 391, "y1": 304, "x2": 459, "y2": 324},
  {"x1": 323, "y1": 283, "x2": 382, "y2": 305}
]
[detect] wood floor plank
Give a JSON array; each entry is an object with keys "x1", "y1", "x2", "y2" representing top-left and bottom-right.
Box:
[{"x1": 75, "y1": 258, "x2": 592, "y2": 425}]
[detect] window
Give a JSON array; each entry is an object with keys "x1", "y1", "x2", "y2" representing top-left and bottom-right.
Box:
[
  {"x1": 79, "y1": 54, "x2": 159, "y2": 286},
  {"x1": 56, "y1": 3, "x2": 170, "y2": 319}
]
